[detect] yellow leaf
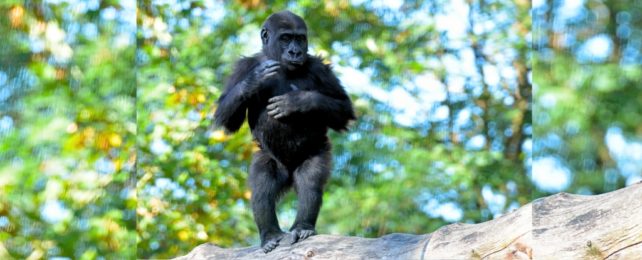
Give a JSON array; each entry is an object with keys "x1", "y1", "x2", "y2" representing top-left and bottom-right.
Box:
[
  {"x1": 109, "y1": 134, "x2": 122, "y2": 147},
  {"x1": 197, "y1": 94, "x2": 206, "y2": 103},
  {"x1": 178, "y1": 230, "x2": 189, "y2": 241},
  {"x1": 211, "y1": 130, "x2": 226, "y2": 142},
  {"x1": 9, "y1": 6, "x2": 24, "y2": 28}
]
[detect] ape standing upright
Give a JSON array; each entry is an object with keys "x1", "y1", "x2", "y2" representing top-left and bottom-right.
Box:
[{"x1": 214, "y1": 11, "x2": 355, "y2": 253}]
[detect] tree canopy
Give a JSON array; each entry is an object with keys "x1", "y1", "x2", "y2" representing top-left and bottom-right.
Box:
[{"x1": 0, "y1": 0, "x2": 639, "y2": 259}]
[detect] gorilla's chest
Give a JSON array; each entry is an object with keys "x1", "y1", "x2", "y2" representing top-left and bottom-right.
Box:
[
  {"x1": 252, "y1": 75, "x2": 327, "y2": 163},
  {"x1": 269, "y1": 76, "x2": 315, "y2": 96}
]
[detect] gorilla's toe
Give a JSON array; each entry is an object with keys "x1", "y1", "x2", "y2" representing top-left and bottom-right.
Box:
[{"x1": 291, "y1": 229, "x2": 316, "y2": 244}]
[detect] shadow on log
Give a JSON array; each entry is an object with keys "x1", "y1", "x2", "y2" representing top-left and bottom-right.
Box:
[{"x1": 173, "y1": 182, "x2": 642, "y2": 260}]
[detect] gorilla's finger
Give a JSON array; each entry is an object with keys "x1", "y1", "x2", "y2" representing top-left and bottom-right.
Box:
[
  {"x1": 265, "y1": 62, "x2": 280, "y2": 69},
  {"x1": 274, "y1": 112, "x2": 286, "y2": 119},
  {"x1": 259, "y1": 64, "x2": 279, "y2": 75},
  {"x1": 262, "y1": 72, "x2": 278, "y2": 80},
  {"x1": 268, "y1": 95, "x2": 286, "y2": 103},
  {"x1": 264, "y1": 60, "x2": 279, "y2": 67},
  {"x1": 267, "y1": 109, "x2": 279, "y2": 117},
  {"x1": 265, "y1": 64, "x2": 280, "y2": 72},
  {"x1": 265, "y1": 69, "x2": 279, "y2": 76},
  {"x1": 266, "y1": 103, "x2": 278, "y2": 110}
]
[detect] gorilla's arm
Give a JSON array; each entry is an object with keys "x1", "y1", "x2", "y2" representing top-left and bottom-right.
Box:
[
  {"x1": 214, "y1": 57, "x2": 279, "y2": 132},
  {"x1": 267, "y1": 60, "x2": 355, "y2": 131},
  {"x1": 312, "y1": 63, "x2": 356, "y2": 131},
  {"x1": 269, "y1": 90, "x2": 354, "y2": 131}
]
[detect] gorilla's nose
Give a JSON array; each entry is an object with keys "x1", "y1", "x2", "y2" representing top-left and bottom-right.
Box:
[{"x1": 288, "y1": 49, "x2": 303, "y2": 59}]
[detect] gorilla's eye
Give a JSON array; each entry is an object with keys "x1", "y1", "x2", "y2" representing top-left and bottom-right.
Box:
[{"x1": 280, "y1": 34, "x2": 292, "y2": 42}]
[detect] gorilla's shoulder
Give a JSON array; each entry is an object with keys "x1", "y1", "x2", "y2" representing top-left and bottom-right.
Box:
[
  {"x1": 306, "y1": 56, "x2": 333, "y2": 74},
  {"x1": 235, "y1": 55, "x2": 261, "y2": 67},
  {"x1": 230, "y1": 55, "x2": 262, "y2": 74}
]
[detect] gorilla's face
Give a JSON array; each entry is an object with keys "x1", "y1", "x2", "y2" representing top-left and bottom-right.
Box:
[
  {"x1": 276, "y1": 29, "x2": 308, "y2": 70},
  {"x1": 261, "y1": 11, "x2": 309, "y2": 71}
]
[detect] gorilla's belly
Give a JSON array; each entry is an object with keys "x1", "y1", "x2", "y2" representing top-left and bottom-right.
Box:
[{"x1": 253, "y1": 112, "x2": 327, "y2": 166}]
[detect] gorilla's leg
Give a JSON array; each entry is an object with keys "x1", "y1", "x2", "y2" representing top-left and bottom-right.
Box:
[
  {"x1": 248, "y1": 150, "x2": 290, "y2": 253},
  {"x1": 290, "y1": 150, "x2": 332, "y2": 244}
]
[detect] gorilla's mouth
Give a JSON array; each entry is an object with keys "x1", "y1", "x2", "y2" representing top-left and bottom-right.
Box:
[
  {"x1": 287, "y1": 60, "x2": 304, "y2": 66},
  {"x1": 284, "y1": 60, "x2": 305, "y2": 70}
]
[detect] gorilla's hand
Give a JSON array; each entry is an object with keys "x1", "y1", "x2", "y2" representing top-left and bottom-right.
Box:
[
  {"x1": 267, "y1": 85, "x2": 301, "y2": 119},
  {"x1": 243, "y1": 60, "x2": 279, "y2": 96},
  {"x1": 253, "y1": 60, "x2": 280, "y2": 83}
]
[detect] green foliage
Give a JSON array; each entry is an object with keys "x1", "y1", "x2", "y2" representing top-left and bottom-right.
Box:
[
  {"x1": 0, "y1": 2, "x2": 136, "y2": 259},
  {"x1": 0, "y1": 0, "x2": 594, "y2": 259},
  {"x1": 533, "y1": 0, "x2": 642, "y2": 195}
]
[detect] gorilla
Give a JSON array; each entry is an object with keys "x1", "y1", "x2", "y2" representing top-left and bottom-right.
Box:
[{"x1": 213, "y1": 11, "x2": 355, "y2": 253}]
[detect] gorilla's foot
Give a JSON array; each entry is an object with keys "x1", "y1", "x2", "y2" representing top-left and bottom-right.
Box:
[
  {"x1": 290, "y1": 228, "x2": 316, "y2": 244},
  {"x1": 261, "y1": 231, "x2": 287, "y2": 253}
]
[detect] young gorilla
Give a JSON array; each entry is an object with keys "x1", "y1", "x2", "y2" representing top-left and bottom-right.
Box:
[{"x1": 214, "y1": 11, "x2": 355, "y2": 253}]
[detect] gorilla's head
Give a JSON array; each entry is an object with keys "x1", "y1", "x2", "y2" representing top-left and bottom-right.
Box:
[{"x1": 261, "y1": 11, "x2": 309, "y2": 71}]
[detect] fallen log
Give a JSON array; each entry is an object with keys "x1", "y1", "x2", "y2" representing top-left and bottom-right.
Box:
[{"x1": 174, "y1": 182, "x2": 642, "y2": 260}]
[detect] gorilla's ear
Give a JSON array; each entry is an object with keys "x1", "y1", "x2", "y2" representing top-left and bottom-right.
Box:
[{"x1": 260, "y1": 28, "x2": 269, "y2": 45}]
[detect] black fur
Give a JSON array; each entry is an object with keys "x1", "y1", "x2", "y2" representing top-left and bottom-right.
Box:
[{"x1": 213, "y1": 11, "x2": 355, "y2": 253}]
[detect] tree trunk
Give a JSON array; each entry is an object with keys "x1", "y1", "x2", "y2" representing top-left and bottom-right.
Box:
[{"x1": 174, "y1": 182, "x2": 642, "y2": 259}]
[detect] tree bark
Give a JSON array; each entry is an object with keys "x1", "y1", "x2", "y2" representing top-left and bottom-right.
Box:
[{"x1": 174, "y1": 182, "x2": 642, "y2": 259}]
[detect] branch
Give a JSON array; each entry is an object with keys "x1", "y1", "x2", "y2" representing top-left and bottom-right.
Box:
[{"x1": 173, "y1": 182, "x2": 642, "y2": 259}]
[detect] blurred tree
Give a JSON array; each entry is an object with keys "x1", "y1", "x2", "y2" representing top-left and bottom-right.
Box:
[
  {"x1": 533, "y1": 0, "x2": 642, "y2": 196},
  {"x1": 1, "y1": 0, "x2": 534, "y2": 259},
  {"x1": 136, "y1": 0, "x2": 532, "y2": 258},
  {"x1": 0, "y1": 1, "x2": 136, "y2": 259}
]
